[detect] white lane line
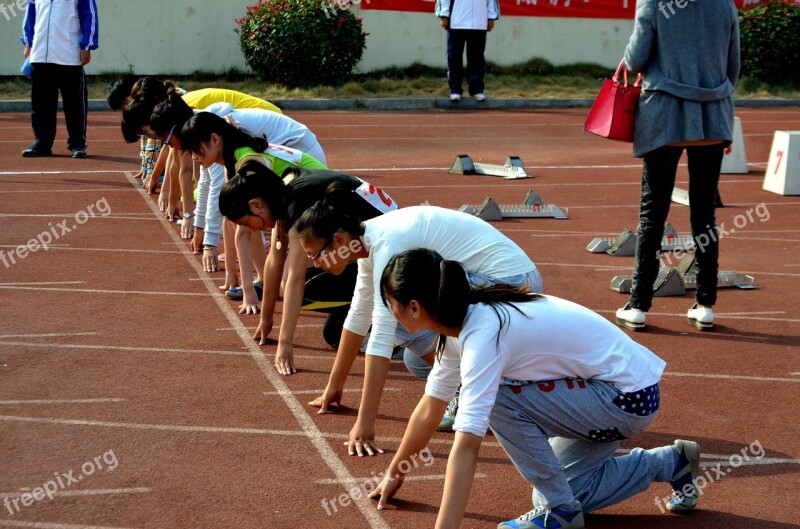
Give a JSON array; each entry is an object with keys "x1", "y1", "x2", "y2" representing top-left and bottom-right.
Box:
[
  {"x1": 592, "y1": 309, "x2": 800, "y2": 324},
  {"x1": 0, "y1": 189, "x2": 135, "y2": 194},
  {"x1": 3, "y1": 413, "x2": 796, "y2": 465},
  {"x1": 0, "y1": 398, "x2": 125, "y2": 405},
  {"x1": 0, "y1": 281, "x2": 82, "y2": 286},
  {"x1": 0, "y1": 332, "x2": 96, "y2": 339},
  {"x1": 789, "y1": 372, "x2": 800, "y2": 376},
  {"x1": 0, "y1": 286, "x2": 207, "y2": 296},
  {"x1": 0, "y1": 521, "x2": 137, "y2": 529},
  {"x1": 264, "y1": 388, "x2": 400, "y2": 397},
  {"x1": 215, "y1": 324, "x2": 324, "y2": 331},
  {"x1": 0, "y1": 170, "x2": 126, "y2": 175},
  {"x1": 0, "y1": 215, "x2": 156, "y2": 221},
  {"x1": 124, "y1": 171, "x2": 390, "y2": 529},
  {"x1": 664, "y1": 372, "x2": 800, "y2": 383},
  {"x1": 0, "y1": 488, "x2": 149, "y2": 498},
  {"x1": 314, "y1": 473, "x2": 488, "y2": 485},
  {"x1": 0, "y1": 341, "x2": 249, "y2": 357},
  {"x1": 0, "y1": 246, "x2": 176, "y2": 254},
  {"x1": 0, "y1": 414, "x2": 312, "y2": 436}
]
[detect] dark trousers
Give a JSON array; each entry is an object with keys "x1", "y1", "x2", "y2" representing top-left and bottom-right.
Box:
[
  {"x1": 630, "y1": 144, "x2": 725, "y2": 311},
  {"x1": 303, "y1": 261, "x2": 359, "y2": 348},
  {"x1": 30, "y1": 63, "x2": 88, "y2": 151},
  {"x1": 446, "y1": 29, "x2": 487, "y2": 96}
]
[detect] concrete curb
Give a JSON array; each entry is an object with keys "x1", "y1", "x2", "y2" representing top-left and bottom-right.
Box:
[{"x1": 1, "y1": 97, "x2": 798, "y2": 113}]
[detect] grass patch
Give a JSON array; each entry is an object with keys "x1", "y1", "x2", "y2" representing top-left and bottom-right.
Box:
[{"x1": 1, "y1": 60, "x2": 798, "y2": 102}]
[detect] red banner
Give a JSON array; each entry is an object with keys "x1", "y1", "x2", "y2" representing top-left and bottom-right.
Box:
[{"x1": 359, "y1": 0, "x2": 796, "y2": 20}]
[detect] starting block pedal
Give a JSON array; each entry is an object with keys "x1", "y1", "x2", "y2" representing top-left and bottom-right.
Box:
[
  {"x1": 458, "y1": 191, "x2": 567, "y2": 220},
  {"x1": 587, "y1": 224, "x2": 695, "y2": 256},
  {"x1": 671, "y1": 188, "x2": 724, "y2": 208},
  {"x1": 449, "y1": 154, "x2": 531, "y2": 180},
  {"x1": 610, "y1": 254, "x2": 755, "y2": 296}
]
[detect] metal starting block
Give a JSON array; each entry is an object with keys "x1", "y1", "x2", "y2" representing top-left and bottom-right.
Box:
[
  {"x1": 459, "y1": 191, "x2": 568, "y2": 220},
  {"x1": 611, "y1": 254, "x2": 755, "y2": 296},
  {"x1": 587, "y1": 224, "x2": 695, "y2": 256},
  {"x1": 671, "y1": 188, "x2": 725, "y2": 208},
  {"x1": 449, "y1": 154, "x2": 531, "y2": 180}
]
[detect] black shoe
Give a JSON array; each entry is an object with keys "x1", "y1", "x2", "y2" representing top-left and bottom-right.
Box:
[
  {"x1": 71, "y1": 148, "x2": 88, "y2": 159},
  {"x1": 21, "y1": 147, "x2": 52, "y2": 157}
]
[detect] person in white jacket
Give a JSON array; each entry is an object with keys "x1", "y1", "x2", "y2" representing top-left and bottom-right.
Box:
[
  {"x1": 21, "y1": 0, "x2": 99, "y2": 158},
  {"x1": 435, "y1": 0, "x2": 498, "y2": 102}
]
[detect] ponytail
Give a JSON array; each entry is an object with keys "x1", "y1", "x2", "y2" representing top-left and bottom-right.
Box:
[
  {"x1": 295, "y1": 184, "x2": 367, "y2": 243},
  {"x1": 380, "y1": 248, "x2": 539, "y2": 357},
  {"x1": 180, "y1": 112, "x2": 268, "y2": 177}
]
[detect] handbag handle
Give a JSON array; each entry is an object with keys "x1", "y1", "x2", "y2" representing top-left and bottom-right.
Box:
[{"x1": 613, "y1": 59, "x2": 643, "y2": 88}]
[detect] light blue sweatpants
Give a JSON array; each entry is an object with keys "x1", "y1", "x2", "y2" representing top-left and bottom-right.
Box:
[{"x1": 489, "y1": 378, "x2": 676, "y2": 513}]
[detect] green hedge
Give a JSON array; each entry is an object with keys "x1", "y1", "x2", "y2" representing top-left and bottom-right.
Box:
[
  {"x1": 236, "y1": 0, "x2": 367, "y2": 87},
  {"x1": 739, "y1": 0, "x2": 800, "y2": 85}
]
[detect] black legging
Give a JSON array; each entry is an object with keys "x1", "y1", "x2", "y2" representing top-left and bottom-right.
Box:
[
  {"x1": 630, "y1": 144, "x2": 724, "y2": 311},
  {"x1": 302, "y1": 261, "x2": 359, "y2": 348}
]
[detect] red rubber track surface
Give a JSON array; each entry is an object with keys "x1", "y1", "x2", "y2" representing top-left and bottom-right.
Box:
[{"x1": 0, "y1": 108, "x2": 798, "y2": 529}]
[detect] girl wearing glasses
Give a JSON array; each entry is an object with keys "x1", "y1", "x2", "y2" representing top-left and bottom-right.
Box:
[
  {"x1": 370, "y1": 248, "x2": 697, "y2": 529},
  {"x1": 216, "y1": 161, "x2": 397, "y2": 375},
  {"x1": 294, "y1": 204, "x2": 542, "y2": 457}
]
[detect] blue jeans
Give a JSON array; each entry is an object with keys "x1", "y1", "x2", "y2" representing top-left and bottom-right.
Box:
[
  {"x1": 402, "y1": 269, "x2": 543, "y2": 379},
  {"x1": 446, "y1": 29, "x2": 487, "y2": 96}
]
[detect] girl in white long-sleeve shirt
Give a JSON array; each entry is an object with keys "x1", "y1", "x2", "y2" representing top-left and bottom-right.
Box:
[
  {"x1": 370, "y1": 248, "x2": 702, "y2": 529},
  {"x1": 295, "y1": 204, "x2": 541, "y2": 457}
]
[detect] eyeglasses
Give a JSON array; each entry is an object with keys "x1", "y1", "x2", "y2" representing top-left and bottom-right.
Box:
[
  {"x1": 164, "y1": 125, "x2": 176, "y2": 146},
  {"x1": 307, "y1": 239, "x2": 330, "y2": 261}
]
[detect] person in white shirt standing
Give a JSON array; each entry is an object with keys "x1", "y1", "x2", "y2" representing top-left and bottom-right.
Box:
[
  {"x1": 371, "y1": 248, "x2": 702, "y2": 529},
  {"x1": 435, "y1": 0, "x2": 498, "y2": 102},
  {"x1": 21, "y1": 0, "x2": 99, "y2": 159}
]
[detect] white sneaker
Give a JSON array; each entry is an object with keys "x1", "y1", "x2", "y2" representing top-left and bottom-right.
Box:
[
  {"x1": 473, "y1": 93, "x2": 487, "y2": 102},
  {"x1": 449, "y1": 93, "x2": 462, "y2": 102},
  {"x1": 687, "y1": 303, "x2": 714, "y2": 331},
  {"x1": 615, "y1": 303, "x2": 645, "y2": 331}
]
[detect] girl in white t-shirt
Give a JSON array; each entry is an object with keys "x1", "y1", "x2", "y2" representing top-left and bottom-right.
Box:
[
  {"x1": 295, "y1": 204, "x2": 542, "y2": 457},
  {"x1": 370, "y1": 248, "x2": 701, "y2": 529}
]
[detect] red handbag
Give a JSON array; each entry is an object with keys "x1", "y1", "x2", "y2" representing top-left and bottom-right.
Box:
[{"x1": 584, "y1": 59, "x2": 643, "y2": 143}]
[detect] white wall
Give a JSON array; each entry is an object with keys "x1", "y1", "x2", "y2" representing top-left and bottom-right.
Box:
[{"x1": 0, "y1": 1, "x2": 633, "y2": 76}]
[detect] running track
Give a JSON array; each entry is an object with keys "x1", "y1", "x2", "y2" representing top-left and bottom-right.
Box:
[{"x1": 0, "y1": 107, "x2": 798, "y2": 529}]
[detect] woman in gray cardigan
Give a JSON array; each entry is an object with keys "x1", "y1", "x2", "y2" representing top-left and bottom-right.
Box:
[{"x1": 616, "y1": 0, "x2": 740, "y2": 333}]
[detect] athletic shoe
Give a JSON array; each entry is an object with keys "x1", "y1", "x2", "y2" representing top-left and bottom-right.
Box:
[
  {"x1": 21, "y1": 147, "x2": 52, "y2": 157},
  {"x1": 253, "y1": 279, "x2": 263, "y2": 301},
  {"x1": 449, "y1": 93, "x2": 462, "y2": 102},
  {"x1": 667, "y1": 439, "x2": 701, "y2": 513},
  {"x1": 225, "y1": 287, "x2": 243, "y2": 301},
  {"x1": 687, "y1": 303, "x2": 713, "y2": 331},
  {"x1": 437, "y1": 391, "x2": 459, "y2": 432},
  {"x1": 498, "y1": 502, "x2": 584, "y2": 529},
  {"x1": 473, "y1": 93, "x2": 487, "y2": 102},
  {"x1": 615, "y1": 303, "x2": 645, "y2": 331},
  {"x1": 71, "y1": 148, "x2": 88, "y2": 159}
]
